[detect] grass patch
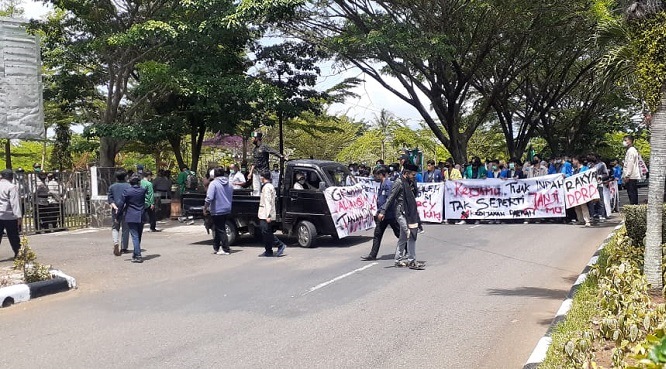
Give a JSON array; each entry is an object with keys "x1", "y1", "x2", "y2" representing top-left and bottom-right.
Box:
[{"x1": 540, "y1": 277, "x2": 598, "y2": 369}]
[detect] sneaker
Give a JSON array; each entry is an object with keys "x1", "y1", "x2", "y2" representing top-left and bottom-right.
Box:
[
  {"x1": 215, "y1": 250, "x2": 230, "y2": 255},
  {"x1": 585, "y1": 222, "x2": 592, "y2": 227},
  {"x1": 456, "y1": 220, "x2": 466, "y2": 225},
  {"x1": 187, "y1": 220, "x2": 195, "y2": 225},
  {"x1": 276, "y1": 243, "x2": 286, "y2": 257},
  {"x1": 113, "y1": 243, "x2": 121, "y2": 256},
  {"x1": 408, "y1": 260, "x2": 425, "y2": 270},
  {"x1": 523, "y1": 220, "x2": 529, "y2": 224},
  {"x1": 394, "y1": 260, "x2": 407, "y2": 268},
  {"x1": 259, "y1": 251, "x2": 274, "y2": 257},
  {"x1": 418, "y1": 228, "x2": 425, "y2": 234},
  {"x1": 360, "y1": 255, "x2": 376, "y2": 261},
  {"x1": 131, "y1": 256, "x2": 143, "y2": 263},
  {"x1": 150, "y1": 229, "x2": 162, "y2": 232}
]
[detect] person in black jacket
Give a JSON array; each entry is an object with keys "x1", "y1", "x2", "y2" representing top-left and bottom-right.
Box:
[
  {"x1": 378, "y1": 163, "x2": 424, "y2": 269},
  {"x1": 361, "y1": 166, "x2": 400, "y2": 261}
]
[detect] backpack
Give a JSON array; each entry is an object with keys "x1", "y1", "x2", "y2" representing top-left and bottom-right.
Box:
[{"x1": 185, "y1": 171, "x2": 198, "y2": 190}]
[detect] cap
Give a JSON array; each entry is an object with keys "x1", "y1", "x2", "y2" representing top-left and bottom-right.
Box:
[{"x1": 251, "y1": 131, "x2": 263, "y2": 139}]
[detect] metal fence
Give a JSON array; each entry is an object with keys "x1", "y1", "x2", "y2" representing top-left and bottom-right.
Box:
[{"x1": 16, "y1": 171, "x2": 91, "y2": 234}]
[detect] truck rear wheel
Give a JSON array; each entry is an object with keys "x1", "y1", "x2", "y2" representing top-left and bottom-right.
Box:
[
  {"x1": 297, "y1": 220, "x2": 317, "y2": 248},
  {"x1": 226, "y1": 220, "x2": 238, "y2": 246}
]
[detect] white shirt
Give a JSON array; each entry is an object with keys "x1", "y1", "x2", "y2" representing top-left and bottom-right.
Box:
[
  {"x1": 623, "y1": 146, "x2": 641, "y2": 180},
  {"x1": 231, "y1": 171, "x2": 246, "y2": 189},
  {"x1": 258, "y1": 182, "x2": 276, "y2": 219}
]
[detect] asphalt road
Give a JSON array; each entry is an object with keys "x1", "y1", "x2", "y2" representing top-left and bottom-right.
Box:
[{"x1": 0, "y1": 211, "x2": 620, "y2": 369}]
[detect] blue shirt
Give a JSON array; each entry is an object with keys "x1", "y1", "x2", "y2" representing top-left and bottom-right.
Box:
[
  {"x1": 613, "y1": 165, "x2": 623, "y2": 185},
  {"x1": 423, "y1": 169, "x2": 443, "y2": 183},
  {"x1": 377, "y1": 178, "x2": 395, "y2": 219},
  {"x1": 415, "y1": 172, "x2": 423, "y2": 183},
  {"x1": 499, "y1": 169, "x2": 511, "y2": 179},
  {"x1": 108, "y1": 181, "x2": 131, "y2": 208}
]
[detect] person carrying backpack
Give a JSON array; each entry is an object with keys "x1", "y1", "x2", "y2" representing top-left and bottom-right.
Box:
[{"x1": 177, "y1": 166, "x2": 198, "y2": 194}]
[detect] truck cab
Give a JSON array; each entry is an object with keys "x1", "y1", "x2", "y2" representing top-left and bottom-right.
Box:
[{"x1": 226, "y1": 160, "x2": 355, "y2": 248}]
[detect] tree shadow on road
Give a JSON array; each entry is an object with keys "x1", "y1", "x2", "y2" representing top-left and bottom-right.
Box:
[{"x1": 487, "y1": 286, "x2": 568, "y2": 300}]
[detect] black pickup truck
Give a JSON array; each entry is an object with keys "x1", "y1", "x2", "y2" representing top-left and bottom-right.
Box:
[{"x1": 183, "y1": 160, "x2": 355, "y2": 248}]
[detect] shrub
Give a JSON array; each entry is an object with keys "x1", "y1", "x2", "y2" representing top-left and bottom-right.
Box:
[
  {"x1": 12, "y1": 236, "x2": 52, "y2": 284},
  {"x1": 624, "y1": 205, "x2": 666, "y2": 246}
]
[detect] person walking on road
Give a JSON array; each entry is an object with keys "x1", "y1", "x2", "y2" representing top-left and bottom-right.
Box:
[
  {"x1": 0, "y1": 169, "x2": 22, "y2": 260},
  {"x1": 117, "y1": 175, "x2": 147, "y2": 263},
  {"x1": 204, "y1": 167, "x2": 234, "y2": 255},
  {"x1": 622, "y1": 135, "x2": 642, "y2": 205},
  {"x1": 141, "y1": 170, "x2": 160, "y2": 232},
  {"x1": 361, "y1": 166, "x2": 400, "y2": 261},
  {"x1": 108, "y1": 169, "x2": 131, "y2": 256},
  {"x1": 378, "y1": 163, "x2": 424, "y2": 270},
  {"x1": 249, "y1": 132, "x2": 286, "y2": 196},
  {"x1": 257, "y1": 171, "x2": 286, "y2": 257}
]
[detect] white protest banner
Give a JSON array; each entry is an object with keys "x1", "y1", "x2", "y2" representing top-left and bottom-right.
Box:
[
  {"x1": 444, "y1": 174, "x2": 566, "y2": 220},
  {"x1": 355, "y1": 177, "x2": 379, "y2": 215},
  {"x1": 564, "y1": 169, "x2": 600, "y2": 209},
  {"x1": 609, "y1": 180, "x2": 620, "y2": 212},
  {"x1": 417, "y1": 182, "x2": 445, "y2": 223},
  {"x1": 324, "y1": 183, "x2": 376, "y2": 239}
]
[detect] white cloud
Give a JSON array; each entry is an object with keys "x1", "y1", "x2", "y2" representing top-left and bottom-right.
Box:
[{"x1": 21, "y1": 0, "x2": 51, "y2": 19}]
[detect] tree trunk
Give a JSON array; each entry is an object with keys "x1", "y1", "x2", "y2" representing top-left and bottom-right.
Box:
[
  {"x1": 4, "y1": 140, "x2": 11, "y2": 169},
  {"x1": 644, "y1": 86, "x2": 666, "y2": 290},
  {"x1": 168, "y1": 136, "x2": 186, "y2": 170},
  {"x1": 447, "y1": 138, "x2": 468, "y2": 166},
  {"x1": 99, "y1": 137, "x2": 121, "y2": 167},
  {"x1": 189, "y1": 123, "x2": 206, "y2": 173}
]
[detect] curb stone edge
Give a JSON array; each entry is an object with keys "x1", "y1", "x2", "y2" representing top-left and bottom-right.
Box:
[
  {"x1": 0, "y1": 269, "x2": 77, "y2": 308},
  {"x1": 523, "y1": 222, "x2": 624, "y2": 368}
]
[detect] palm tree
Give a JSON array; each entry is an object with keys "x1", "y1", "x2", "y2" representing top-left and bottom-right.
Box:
[
  {"x1": 597, "y1": 0, "x2": 666, "y2": 289},
  {"x1": 372, "y1": 109, "x2": 402, "y2": 161}
]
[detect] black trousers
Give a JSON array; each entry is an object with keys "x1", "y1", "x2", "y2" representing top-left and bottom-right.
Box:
[
  {"x1": 146, "y1": 206, "x2": 157, "y2": 230},
  {"x1": 211, "y1": 214, "x2": 230, "y2": 252},
  {"x1": 369, "y1": 216, "x2": 400, "y2": 258},
  {"x1": 259, "y1": 219, "x2": 282, "y2": 254},
  {"x1": 625, "y1": 179, "x2": 639, "y2": 205},
  {"x1": 0, "y1": 219, "x2": 21, "y2": 256}
]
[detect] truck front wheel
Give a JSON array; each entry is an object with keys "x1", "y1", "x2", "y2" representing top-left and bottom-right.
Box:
[
  {"x1": 226, "y1": 220, "x2": 238, "y2": 246},
  {"x1": 297, "y1": 220, "x2": 317, "y2": 248}
]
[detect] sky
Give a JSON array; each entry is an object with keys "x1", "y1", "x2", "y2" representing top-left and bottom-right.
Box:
[{"x1": 20, "y1": 0, "x2": 426, "y2": 127}]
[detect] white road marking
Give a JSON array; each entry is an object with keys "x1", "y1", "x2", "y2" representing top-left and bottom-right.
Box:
[
  {"x1": 469, "y1": 225, "x2": 481, "y2": 229},
  {"x1": 302, "y1": 262, "x2": 378, "y2": 296}
]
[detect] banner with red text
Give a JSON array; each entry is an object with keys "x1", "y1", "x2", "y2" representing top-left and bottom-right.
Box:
[
  {"x1": 444, "y1": 174, "x2": 566, "y2": 220},
  {"x1": 324, "y1": 183, "x2": 376, "y2": 238},
  {"x1": 355, "y1": 177, "x2": 445, "y2": 223},
  {"x1": 564, "y1": 169, "x2": 600, "y2": 209}
]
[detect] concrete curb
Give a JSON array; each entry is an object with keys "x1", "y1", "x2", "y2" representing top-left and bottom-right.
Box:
[
  {"x1": 523, "y1": 222, "x2": 624, "y2": 369},
  {"x1": 0, "y1": 269, "x2": 77, "y2": 308}
]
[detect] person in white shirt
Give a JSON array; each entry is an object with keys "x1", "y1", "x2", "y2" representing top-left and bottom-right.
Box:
[
  {"x1": 622, "y1": 135, "x2": 642, "y2": 205},
  {"x1": 258, "y1": 171, "x2": 286, "y2": 257},
  {"x1": 293, "y1": 172, "x2": 308, "y2": 190},
  {"x1": 271, "y1": 164, "x2": 280, "y2": 188},
  {"x1": 0, "y1": 169, "x2": 22, "y2": 259},
  {"x1": 229, "y1": 163, "x2": 246, "y2": 190}
]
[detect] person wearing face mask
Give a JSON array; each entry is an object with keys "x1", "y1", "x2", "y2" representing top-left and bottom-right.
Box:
[
  {"x1": 293, "y1": 172, "x2": 308, "y2": 190},
  {"x1": 487, "y1": 160, "x2": 501, "y2": 179},
  {"x1": 622, "y1": 135, "x2": 642, "y2": 205},
  {"x1": 464, "y1": 156, "x2": 487, "y2": 179},
  {"x1": 378, "y1": 163, "x2": 424, "y2": 270},
  {"x1": 361, "y1": 166, "x2": 400, "y2": 261},
  {"x1": 443, "y1": 158, "x2": 462, "y2": 180},
  {"x1": 249, "y1": 132, "x2": 286, "y2": 196},
  {"x1": 229, "y1": 163, "x2": 246, "y2": 190}
]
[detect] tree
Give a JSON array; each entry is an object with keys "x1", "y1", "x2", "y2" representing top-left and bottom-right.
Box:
[
  {"x1": 35, "y1": 1, "x2": 188, "y2": 167},
  {"x1": 281, "y1": 0, "x2": 551, "y2": 164},
  {"x1": 596, "y1": 0, "x2": 666, "y2": 289},
  {"x1": 0, "y1": 0, "x2": 23, "y2": 17}
]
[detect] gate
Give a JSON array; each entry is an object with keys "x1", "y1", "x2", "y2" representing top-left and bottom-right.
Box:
[{"x1": 16, "y1": 171, "x2": 91, "y2": 234}]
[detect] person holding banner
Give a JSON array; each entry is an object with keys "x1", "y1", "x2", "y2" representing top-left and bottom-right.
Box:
[
  {"x1": 361, "y1": 166, "x2": 401, "y2": 261},
  {"x1": 572, "y1": 156, "x2": 592, "y2": 227},
  {"x1": 378, "y1": 163, "x2": 424, "y2": 270}
]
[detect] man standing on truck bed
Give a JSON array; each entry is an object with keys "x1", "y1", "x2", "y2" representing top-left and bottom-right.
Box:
[
  {"x1": 249, "y1": 132, "x2": 286, "y2": 196},
  {"x1": 258, "y1": 171, "x2": 287, "y2": 257}
]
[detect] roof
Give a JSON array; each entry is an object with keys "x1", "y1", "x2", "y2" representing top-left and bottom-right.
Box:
[{"x1": 288, "y1": 159, "x2": 344, "y2": 168}]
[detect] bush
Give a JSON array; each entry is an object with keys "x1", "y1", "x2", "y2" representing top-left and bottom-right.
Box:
[
  {"x1": 12, "y1": 236, "x2": 52, "y2": 284},
  {"x1": 624, "y1": 205, "x2": 666, "y2": 246}
]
